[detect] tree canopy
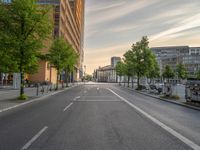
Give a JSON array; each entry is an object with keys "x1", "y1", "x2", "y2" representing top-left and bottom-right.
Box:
[
  {"x1": 196, "y1": 70, "x2": 200, "y2": 80},
  {"x1": 162, "y1": 65, "x2": 175, "y2": 80},
  {"x1": 47, "y1": 38, "x2": 78, "y2": 89},
  {"x1": 0, "y1": 0, "x2": 53, "y2": 98},
  {"x1": 116, "y1": 61, "x2": 125, "y2": 77},
  {"x1": 123, "y1": 36, "x2": 159, "y2": 89},
  {"x1": 176, "y1": 63, "x2": 188, "y2": 80}
]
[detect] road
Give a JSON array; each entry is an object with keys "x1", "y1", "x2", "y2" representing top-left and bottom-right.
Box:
[{"x1": 0, "y1": 83, "x2": 200, "y2": 150}]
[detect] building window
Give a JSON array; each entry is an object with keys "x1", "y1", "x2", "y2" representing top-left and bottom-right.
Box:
[{"x1": 2, "y1": 0, "x2": 11, "y2": 3}]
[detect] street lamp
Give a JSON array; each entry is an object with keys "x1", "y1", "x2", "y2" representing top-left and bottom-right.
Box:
[{"x1": 84, "y1": 65, "x2": 86, "y2": 76}]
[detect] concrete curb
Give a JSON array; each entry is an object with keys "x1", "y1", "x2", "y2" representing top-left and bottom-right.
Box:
[
  {"x1": 119, "y1": 86, "x2": 200, "y2": 111},
  {"x1": 0, "y1": 84, "x2": 81, "y2": 113}
]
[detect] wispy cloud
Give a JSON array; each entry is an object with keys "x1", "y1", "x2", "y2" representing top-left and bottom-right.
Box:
[
  {"x1": 87, "y1": 0, "x2": 160, "y2": 26},
  {"x1": 150, "y1": 13, "x2": 200, "y2": 41},
  {"x1": 87, "y1": 1, "x2": 126, "y2": 12},
  {"x1": 86, "y1": 42, "x2": 131, "y2": 54}
]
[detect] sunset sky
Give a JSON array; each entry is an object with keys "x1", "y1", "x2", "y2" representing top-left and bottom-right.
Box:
[{"x1": 84, "y1": 0, "x2": 200, "y2": 74}]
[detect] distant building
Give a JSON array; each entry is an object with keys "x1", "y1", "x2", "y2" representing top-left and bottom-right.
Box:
[
  {"x1": 111, "y1": 57, "x2": 121, "y2": 67},
  {"x1": 151, "y1": 46, "x2": 200, "y2": 77},
  {"x1": 183, "y1": 47, "x2": 200, "y2": 77},
  {"x1": 94, "y1": 57, "x2": 121, "y2": 82},
  {"x1": 95, "y1": 65, "x2": 116, "y2": 82}
]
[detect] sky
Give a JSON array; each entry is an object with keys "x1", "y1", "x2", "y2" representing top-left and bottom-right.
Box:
[{"x1": 83, "y1": 0, "x2": 200, "y2": 74}]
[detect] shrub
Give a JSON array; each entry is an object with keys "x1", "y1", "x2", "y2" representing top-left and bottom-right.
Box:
[{"x1": 18, "y1": 94, "x2": 28, "y2": 100}]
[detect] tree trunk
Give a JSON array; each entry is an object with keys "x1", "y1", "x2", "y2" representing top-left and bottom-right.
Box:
[
  {"x1": 124, "y1": 76, "x2": 125, "y2": 87},
  {"x1": 131, "y1": 77, "x2": 134, "y2": 89},
  {"x1": 128, "y1": 76, "x2": 130, "y2": 88},
  {"x1": 119, "y1": 76, "x2": 121, "y2": 86},
  {"x1": 137, "y1": 72, "x2": 140, "y2": 90},
  {"x1": 20, "y1": 72, "x2": 24, "y2": 96},
  {"x1": 65, "y1": 69, "x2": 69, "y2": 87},
  {"x1": 56, "y1": 71, "x2": 59, "y2": 90}
]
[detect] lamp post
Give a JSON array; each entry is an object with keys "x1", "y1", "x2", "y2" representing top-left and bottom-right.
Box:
[{"x1": 84, "y1": 65, "x2": 86, "y2": 77}]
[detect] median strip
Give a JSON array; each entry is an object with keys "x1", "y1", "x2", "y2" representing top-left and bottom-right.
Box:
[{"x1": 107, "y1": 88, "x2": 200, "y2": 150}]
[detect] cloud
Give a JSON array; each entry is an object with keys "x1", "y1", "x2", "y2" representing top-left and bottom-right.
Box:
[
  {"x1": 84, "y1": 0, "x2": 200, "y2": 74},
  {"x1": 87, "y1": 1, "x2": 126, "y2": 12},
  {"x1": 87, "y1": 0, "x2": 160, "y2": 26},
  {"x1": 150, "y1": 13, "x2": 200, "y2": 41},
  {"x1": 85, "y1": 42, "x2": 131, "y2": 54}
]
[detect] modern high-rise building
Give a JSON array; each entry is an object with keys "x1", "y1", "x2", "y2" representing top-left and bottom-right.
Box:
[
  {"x1": 151, "y1": 46, "x2": 200, "y2": 78},
  {"x1": 0, "y1": 0, "x2": 85, "y2": 86},
  {"x1": 111, "y1": 57, "x2": 121, "y2": 67},
  {"x1": 29, "y1": 0, "x2": 85, "y2": 83}
]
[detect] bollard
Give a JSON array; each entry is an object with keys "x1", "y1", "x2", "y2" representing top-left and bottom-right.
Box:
[
  {"x1": 47, "y1": 85, "x2": 49, "y2": 93},
  {"x1": 36, "y1": 83, "x2": 39, "y2": 96},
  {"x1": 41, "y1": 86, "x2": 44, "y2": 94}
]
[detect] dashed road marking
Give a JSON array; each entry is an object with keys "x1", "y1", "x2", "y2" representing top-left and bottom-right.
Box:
[
  {"x1": 20, "y1": 126, "x2": 48, "y2": 150},
  {"x1": 73, "y1": 96, "x2": 81, "y2": 101},
  {"x1": 63, "y1": 102, "x2": 73, "y2": 112}
]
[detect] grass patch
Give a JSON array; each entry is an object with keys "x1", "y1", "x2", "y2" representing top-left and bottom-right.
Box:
[
  {"x1": 160, "y1": 95, "x2": 180, "y2": 100},
  {"x1": 17, "y1": 94, "x2": 28, "y2": 100},
  {"x1": 185, "y1": 101, "x2": 200, "y2": 107}
]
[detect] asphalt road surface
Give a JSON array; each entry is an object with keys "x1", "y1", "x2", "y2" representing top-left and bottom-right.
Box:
[{"x1": 0, "y1": 83, "x2": 200, "y2": 150}]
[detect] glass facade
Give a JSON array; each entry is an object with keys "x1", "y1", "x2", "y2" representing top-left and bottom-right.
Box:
[
  {"x1": 2, "y1": 0, "x2": 11, "y2": 3},
  {"x1": 151, "y1": 46, "x2": 200, "y2": 77},
  {"x1": 38, "y1": 0, "x2": 60, "y2": 5}
]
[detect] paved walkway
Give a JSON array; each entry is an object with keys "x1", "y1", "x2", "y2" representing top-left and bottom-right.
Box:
[{"x1": 0, "y1": 82, "x2": 82, "y2": 111}]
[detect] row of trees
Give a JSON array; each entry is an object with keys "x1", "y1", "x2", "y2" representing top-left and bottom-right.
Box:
[
  {"x1": 47, "y1": 38, "x2": 78, "y2": 90},
  {"x1": 0, "y1": 0, "x2": 78, "y2": 99},
  {"x1": 116, "y1": 37, "x2": 159, "y2": 90},
  {"x1": 116, "y1": 36, "x2": 198, "y2": 90}
]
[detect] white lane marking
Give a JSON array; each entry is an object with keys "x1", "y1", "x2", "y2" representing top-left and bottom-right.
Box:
[
  {"x1": 97, "y1": 87, "x2": 99, "y2": 90},
  {"x1": 75, "y1": 100, "x2": 121, "y2": 102},
  {"x1": 20, "y1": 126, "x2": 48, "y2": 150},
  {"x1": 107, "y1": 88, "x2": 200, "y2": 150},
  {"x1": 63, "y1": 102, "x2": 73, "y2": 112},
  {"x1": 73, "y1": 96, "x2": 81, "y2": 101}
]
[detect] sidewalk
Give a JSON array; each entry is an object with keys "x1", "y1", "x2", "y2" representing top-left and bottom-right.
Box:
[
  {"x1": 118, "y1": 85, "x2": 200, "y2": 111},
  {"x1": 0, "y1": 82, "x2": 82, "y2": 112}
]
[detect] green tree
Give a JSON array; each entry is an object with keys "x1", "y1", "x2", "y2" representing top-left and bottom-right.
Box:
[
  {"x1": 146, "y1": 54, "x2": 160, "y2": 84},
  {"x1": 124, "y1": 36, "x2": 156, "y2": 90},
  {"x1": 116, "y1": 61, "x2": 125, "y2": 86},
  {"x1": 48, "y1": 38, "x2": 76, "y2": 90},
  {"x1": 64, "y1": 48, "x2": 79, "y2": 87},
  {"x1": 162, "y1": 65, "x2": 175, "y2": 82},
  {"x1": 0, "y1": 0, "x2": 52, "y2": 99},
  {"x1": 123, "y1": 51, "x2": 135, "y2": 88},
  {"x1": 176, "y1": 63, "x2": 188, "y2": 80},
  {"x1": 84, "y1": 75, "x2": 93, "y2": 81},
  {"x1": 196, "y1": 70, "x2": 200, "y2": 80}
]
